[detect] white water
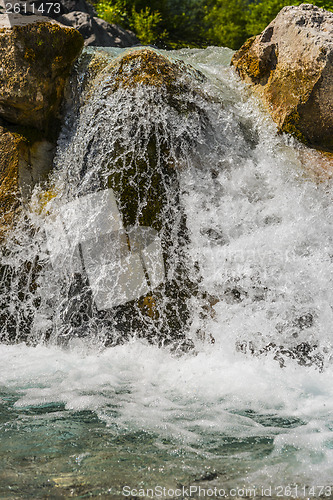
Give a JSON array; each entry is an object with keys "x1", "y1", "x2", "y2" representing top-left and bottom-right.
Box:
[{"x1": 1, "y1": 47, "x2": 333, "y2": 497}]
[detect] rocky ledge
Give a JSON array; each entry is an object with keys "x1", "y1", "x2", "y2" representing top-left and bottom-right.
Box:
[
  {"x1": 0, "y1": 16, "x2": 83, "y2": 239},
  {"x1": 231, "y1": 4, "x2": 333, "y2": 152}
]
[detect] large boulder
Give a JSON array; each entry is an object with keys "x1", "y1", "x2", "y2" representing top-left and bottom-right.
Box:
[
  {"x1": 58, "y1": 11, "x2": 139, "y2": 47},
  {"x1": 231, "y1": 4, "x2": 333, "y2": 151},
  {"x1": 83, "y1": 49, "x2": 208, "y2": 233},
  {"x1": 42, "y1": 48, "x2": 211, "y2": 349},
  {"x1": 0, "y1": 16, "x2": 83, "y2": 239},
  {"x1": 0, "y1": 15, "x2": 84, "y2": 133}
]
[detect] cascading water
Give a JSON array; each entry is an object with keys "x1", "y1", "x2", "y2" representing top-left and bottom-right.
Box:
[{"x1": 1, "y1": 46, "x2": 333, "y2": 499}]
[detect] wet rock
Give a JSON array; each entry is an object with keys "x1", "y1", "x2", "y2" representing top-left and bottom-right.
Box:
[
  {"x1": 231, "y1": 4, "x2": 333, "y2": 152},
  {"x1": 0, "y1": 123, "x2": 55, "y2": 240},
  {"x1": 82, "y1": 48, "x2": 208, "y2": 233},
  {"x1": 0, "y1": 15, "x2": 84, "y2": 133},
  {"x1": 0, "y1": 16, "x2": 83, "y2": 238},
  {"x1": 58, "y1": 12, "x2": 139, "y2": 47},
  {"x1": 49, "y1": 48, "x2": 211, "y2": 349},
  {"x1": 236, "y1": 340, "x2": 324, "y2": 371},
  {"x1": 0, "y1": 127, "x2": 23, "y2": 240}
]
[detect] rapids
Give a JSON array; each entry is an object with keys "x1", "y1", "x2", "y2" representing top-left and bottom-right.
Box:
[{"x1": 1, "y1": 46, "x2": 333, "y2": 498}]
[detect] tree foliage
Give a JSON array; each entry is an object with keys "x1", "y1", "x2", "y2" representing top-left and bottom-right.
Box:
[{"x1": 204, "y1": 0, "x2": 248, "y2": 49}]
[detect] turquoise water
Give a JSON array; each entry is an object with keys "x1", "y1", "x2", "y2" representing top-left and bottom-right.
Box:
[
  {"x1": 1, "y1": 47, "x2": 333, "y2": 498},
  {"x1": 1, "y1": 343, "x2": 333, "y2": 498}
]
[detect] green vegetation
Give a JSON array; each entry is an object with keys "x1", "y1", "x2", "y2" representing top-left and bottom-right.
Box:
[
  {"x1": 95, "y1": 0, "x2": 128, "y2": 25},
  {"x1": 130, "y1": 7, "x2": 167, "y2": 45},
  {"x1": 95, "y1": 0, "x2": 167, "y2": 44},
  {"x1": 92, "y1": 0, "x2": 333, "y2": 49}
]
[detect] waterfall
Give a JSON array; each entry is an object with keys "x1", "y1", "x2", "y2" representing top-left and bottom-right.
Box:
[
  {"x1": 0, "y1": 47, "x2": 225, "y2": 349},
  {"x1": 1, "y1": 47, "x2": 333, "y2": 495},
  {"x1": 1, "y1": 46, "x2": 332, "y2": 364}
]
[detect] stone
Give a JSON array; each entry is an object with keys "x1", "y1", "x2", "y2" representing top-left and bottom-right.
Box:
[
  {"x1": 49, "y1": 48, "x2": 211, "y2": 348},
  {"x1": 0, "y1": 16, "x2": 83, "y2": 239},
  {"x1": 84, "y1": 49, "x2": 207, "y2": 232},
  {"x1": 0, "y1": 122, "x2": 55, "y2": 240},
  {"x1": 58, "y1": 11, "x2": 139, "y2": 47},
  {"x1": 0, "y1": 15, "x2": 84, "y2": 134},
  {"x1": 0, "y1": 126, "x2": 23, "y2": 240},
  {"x1": 231, "y1": 4, "x2": 333, "y2": 152}
]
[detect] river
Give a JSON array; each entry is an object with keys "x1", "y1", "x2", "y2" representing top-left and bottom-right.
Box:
[{"x1": 1, "y1": 46, "x2": 333, "y2": 499}]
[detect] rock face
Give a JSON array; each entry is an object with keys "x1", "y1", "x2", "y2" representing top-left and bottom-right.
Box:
[
  {"x1": 84, "y1": 49, "x2": 207, "y2": 234},
  {"x1": 231, "y1": 4, "x2": 333, "y2": 151},
  {"x1": 0, "y1": 16, "x2": 83, "y2": 239},
  {"x1": 58, "y1": 11, "x2": 139, "y2": 47},
  {"x1": 0, "y1": 16, "x2": 83, "y2": 132},
  {"x1": 47, "y1": 48, "x2": 210, "y2": 349},
  {"x1": 0, "y1": 127, "x2": 23, "y2": 235}
]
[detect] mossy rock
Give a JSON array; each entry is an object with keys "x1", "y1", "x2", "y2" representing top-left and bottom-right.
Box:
[
  {"x1": 50, "y1": 48, "x2": 211, "y2": 346},
  {"x1": 0, "y1": 18, "x2": 84, "y2": 138},
  {"x1": 0, "y1": 126, "x2": 24, "y2": 241},
  {"x1": 88, "y1": 47, "x2": 207, "y2": 113},
  {"x1": 231, "y1": 5, "x2": 333, "y2": 152},
  {"x1": 100, "y1": 48, "x2": 206, "y2": 90},
  {"x1": 73, "y1": 48, "x2": 210, "y2": 238},
  {"x1": 0, "y1": 122, "x2": 56, "y2": 241}
]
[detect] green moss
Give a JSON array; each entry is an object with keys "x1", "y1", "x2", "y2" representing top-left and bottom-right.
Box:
[
  {"x1": 281, "y1": 110, "x2": 308, "y2": 144},
  {"x1": 231, "y1": 36, "x2": 258, "y2": 77},
  {"x1": 0, "y1": 127, "x2": 23, "y2": 241},
  {"x1": 107, "y1": 137, "x2": 170, "y2": 232},
  {"x1": 87, "y1": 52, "x2": 111, "y2": 79},
  {"x1": 99, "y1": 48, "x2": 206, "y2": 99},
  {"x1": 243, "y1": 53, "x2": 261, "y2": 80},
  {"x1": 12, "y1": 22, "x2": 83, "y2": 69},
  {"x1": 231, "y1": 36, "x2": 256, "y2": 62}
]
